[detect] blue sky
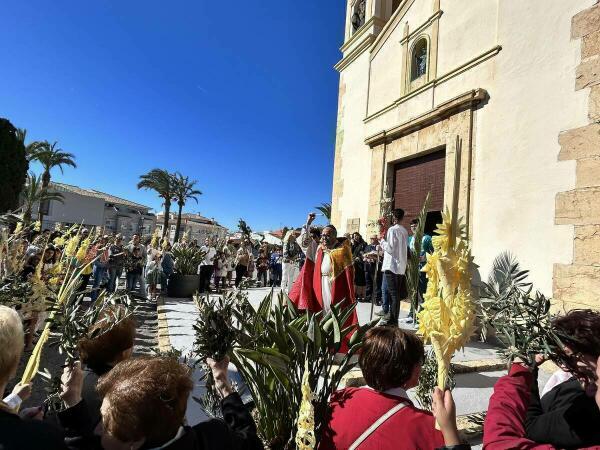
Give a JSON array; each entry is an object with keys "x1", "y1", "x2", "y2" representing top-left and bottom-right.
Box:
[{"x1": 1, "y1": 1, "x2": 345, "y2": 231}]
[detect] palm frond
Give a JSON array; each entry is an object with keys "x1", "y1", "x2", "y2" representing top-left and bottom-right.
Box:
[
  {"x1": 406, "y1": 192, "x2": 431, "y2": 314},
  {"x1": 238, "y1": 219, "x2": 252, "y2": 240},
  {"x1": 478, "y1": 252, "x2": 559, "y2": 365},
  {"x1": 29, "y1": 141, "x2": 77, "y2": 173},
  {"x1": 481, "y1": 251, "x2": 531, "y2": 300},
  {"x1": 137, "y1": 169, "x2": 175, "y2": 200},
  {"x1": 173, "y1": 172, "x2": 202, "y2": 206},
  {"x1": 314, "y1": 203, "x2": 332, "y2": 221},
  {"x1": 20, "y1": 172, "x2": 65, "y2": 223}
]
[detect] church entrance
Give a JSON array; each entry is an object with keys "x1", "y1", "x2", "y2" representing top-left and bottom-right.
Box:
[{"x1": 393, "y1": 148, "x2": 446, "y2": 232}]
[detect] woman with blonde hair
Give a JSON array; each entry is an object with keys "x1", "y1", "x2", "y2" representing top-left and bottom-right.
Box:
[{"x1": 0, "y1": 306, "x2": 66, "y2": 449}]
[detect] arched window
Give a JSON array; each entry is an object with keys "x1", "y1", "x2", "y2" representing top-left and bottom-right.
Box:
[{"x1": 411, "y1": 38, "x2": 428, "y2": 81}]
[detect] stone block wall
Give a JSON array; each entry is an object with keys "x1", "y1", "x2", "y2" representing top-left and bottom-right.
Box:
[{"x1": 554, "y1": 4, "x2": 600, "y2": 311}]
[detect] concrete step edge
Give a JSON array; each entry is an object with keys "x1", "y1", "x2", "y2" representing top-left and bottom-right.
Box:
[
  {"x1": 340, "y1": 358, "x2": 508, "y2": 388},
  {"x1": 452, "y1": 358, "x2": 506, "y2": 374},
  {"x1": 156, "y1": 296, "x2": 173, "y2": 353}
]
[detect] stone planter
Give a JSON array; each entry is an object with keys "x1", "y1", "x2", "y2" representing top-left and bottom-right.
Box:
[{"x1": 167, "y1": 274, "x2": 199, "y2": 298}]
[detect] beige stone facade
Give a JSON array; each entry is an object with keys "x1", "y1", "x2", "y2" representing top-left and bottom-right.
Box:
[
  {"x1": 553, "y1": 5, "x2": 600, "y2": 311},
  {"x1": 331, "y1": 0, "x2": 599, "y2": 307}
]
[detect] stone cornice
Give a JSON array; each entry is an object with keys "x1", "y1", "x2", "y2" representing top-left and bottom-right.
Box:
[
  {"x1": 370, "y1": 0, "x2": 416, "y2": 58},
  {"x1": 340, "y1": 16, "x2": 385, "y2": 53},
  {"x1": 365, "y1": 45, "x2": 502, "y2": 122},
  {"x1": 364, "y1": 89, "x2": 488, "y2": 147},
  {"x1": 335, "y1": 34, "x2": 376, "y2": 72},
  {"x1": 398, "y1": 10, "x2": 443, "y2": 45}
]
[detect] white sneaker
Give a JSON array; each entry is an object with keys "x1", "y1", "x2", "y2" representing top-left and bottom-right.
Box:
[{"x1": 399, "y1": 317, "x2": 414, "y2": 324}]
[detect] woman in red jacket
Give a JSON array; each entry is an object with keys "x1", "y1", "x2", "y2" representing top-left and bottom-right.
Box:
[
  {"x1": 319, "y1": 327, "x2": 469, "y2": 450},
  {"x1": 483, "y1": 310, "x2": 600, "y2": 450}
]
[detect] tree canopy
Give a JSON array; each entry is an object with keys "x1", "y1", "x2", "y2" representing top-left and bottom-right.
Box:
[{"x1": 0, "y1": 118, "x2": 29, "y2": 213}]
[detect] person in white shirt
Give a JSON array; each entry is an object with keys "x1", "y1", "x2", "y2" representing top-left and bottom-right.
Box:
[
  {"x1": 379, "y1": 208, "x2": 409, "y2": 327},
  {"x1": 198, "y1": 238, "x2": 217, "y2": 293}
]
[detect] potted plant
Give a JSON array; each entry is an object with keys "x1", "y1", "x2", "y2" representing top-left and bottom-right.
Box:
[{"x1": 168, "y1": 245, "x2": 205, "y2": 298}]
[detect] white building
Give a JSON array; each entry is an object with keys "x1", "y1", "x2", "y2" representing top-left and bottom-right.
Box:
[
  {"x1": 35, "y1": 182, "x2": 156, "y2": 240},
  {"x1": 156, "y1": 212, "x2": 228, "y2": 243},
  {"x1": 331, "y1": 0, "x2": 600, "y2": 311}
]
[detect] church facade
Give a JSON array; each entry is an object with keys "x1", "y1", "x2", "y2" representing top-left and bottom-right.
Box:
[{"x1": 331, "y1": 0, "x2": 600, "y2": 310}]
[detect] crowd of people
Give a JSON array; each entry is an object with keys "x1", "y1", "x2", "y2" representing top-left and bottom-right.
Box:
[
  {"x1": 15, "y1": 228, "x2": 175, "y2": 304},
  {"x1": 188, "y1": 236, "x2": 291, "y2": 293},
  {"x1": 191, "y1": 209, "x2": 433, "y2": 322},
  {"x1": 16, "y1": 209, "x2": 431, "y2": 309},
  {"x1": 1, "y1": 301, "x2": 600, "y2": 449},
  {"x1": 2, "y1": 216, "x2": 600, "y2": 449}
]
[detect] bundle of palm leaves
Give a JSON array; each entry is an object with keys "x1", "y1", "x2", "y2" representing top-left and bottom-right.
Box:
[
  {"x1": 194, "y1": 294, "x2": 238, "y2": 361},
  {"x1": 415, "y1": 348, "x2": 456, "y2": 410},
  {"x1": 43, "y1": 292, "x2": 133, "y2": 411},
  {"x1": 49, "y1": 291, "x2": 133, "y2": 363},
  {"x1": 238, "y1": 219, "x2": 253, "y2": 241},
  {"x1": 478, "y1": 252, "x2": 561, "y2": 365},
  {"x1": 405, "y1": 193, "x2": 431, "y2": 316},
  {"x1": 193, "y1": 289, "x2": 376, "y2": 449},
  {"x1": 193, "y1": 289, "x2": 254, "y2": 417},
  {"x1": 0, "y1": 276, "x2": 32, "y2": 308}
]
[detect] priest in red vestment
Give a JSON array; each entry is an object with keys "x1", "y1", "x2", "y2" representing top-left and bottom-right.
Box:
[{"x1": 289, "y1": 213, "x2": 358, "y2": 351}]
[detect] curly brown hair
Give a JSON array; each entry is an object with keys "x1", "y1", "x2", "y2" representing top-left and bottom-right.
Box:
[
  {"x1": 359, "y1": 326, "x2": 424, "y2": 391},
  {"x1": 97, "y1": 356, "x2": 193, "y2": 447}
]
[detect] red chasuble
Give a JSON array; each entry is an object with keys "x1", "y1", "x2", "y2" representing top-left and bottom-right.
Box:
[{"x1": 289, "y1": 238, "x2": 358, "y2": 352}]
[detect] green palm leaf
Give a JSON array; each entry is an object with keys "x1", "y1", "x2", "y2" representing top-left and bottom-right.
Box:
[{"x1": 314, "y1": 202, "x2": 332, "y2": 220}]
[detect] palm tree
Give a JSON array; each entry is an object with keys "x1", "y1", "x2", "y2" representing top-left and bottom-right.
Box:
[
  {"x1": 172, "y1": 173, "x2": 202, "y2": 242},
  {"x1": 16, "y1": 128, "x2": 43, "y2": 160},
  {"x1": 137, "y1": 169, "x2": 175, "y2": 238},
  {"x1": 29, "y1": 141, "x2": 76, "y2": 225},
  {"x1": 20, "y1": 172, "x2": 64, "y2": 225},
  {"x1": 315, "y1": 202, "x2": 332, "y2": 221}
]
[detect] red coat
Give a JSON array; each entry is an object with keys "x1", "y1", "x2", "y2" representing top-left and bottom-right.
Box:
[
  {"x1": 318, "y1": 387, "x2": 445, "y2": 450},
  {"x1": 483, "y1": 364, "x2": 600, "y2": 450}
]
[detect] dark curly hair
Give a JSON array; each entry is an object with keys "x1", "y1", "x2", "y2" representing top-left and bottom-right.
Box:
[{"x1": 551, "y1": 309, "x2": 600, "y2": 384}]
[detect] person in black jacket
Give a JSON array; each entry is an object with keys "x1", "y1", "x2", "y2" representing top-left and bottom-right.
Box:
[
  {"x1": 59, "y1": 355, "x2": 263, "y2": 450},
  {"x1": 525, "y1": 309, "x2": 600, "y2": 448},
  {"x1": 0, "y1": 305, "x2": 67, "y2": 450}
]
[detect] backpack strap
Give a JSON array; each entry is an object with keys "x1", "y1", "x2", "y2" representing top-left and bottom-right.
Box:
[{"x1": 348, "y1": 401, "x2": 408, "y2": 450}]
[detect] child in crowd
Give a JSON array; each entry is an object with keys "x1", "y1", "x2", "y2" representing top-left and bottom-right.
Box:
[
  {"x1": 145, "y1": 251, "x2": 163, "y2": 300},
  {"x1": 214, "y1": 251, "x2": 227, "y2": 293}
]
